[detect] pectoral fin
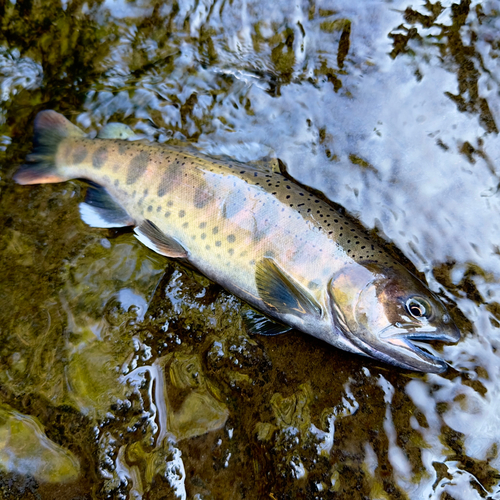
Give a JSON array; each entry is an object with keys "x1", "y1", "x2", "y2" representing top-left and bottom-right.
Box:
[
  {"x1": 134, "y1": 219, "x2": 188, "y2": 258},
  {"x1": 242, "y1": 307, "x2": 292, "y2": 336},
  {"x1": 255, "y1": 258, "x2": 322, "y2": 318}
]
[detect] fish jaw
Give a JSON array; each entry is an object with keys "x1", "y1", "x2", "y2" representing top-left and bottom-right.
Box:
[
  {"x1": 362, "y1": 322, "x2": 460, "y2": 372},
  {"x1": 375, "y1": 322, "x2": 460, "y2": 372},
  {"x1": 333, "y1": 315, "x2": 458, "y2": 373}
]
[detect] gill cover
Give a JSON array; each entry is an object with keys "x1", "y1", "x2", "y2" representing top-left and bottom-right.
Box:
[{"x1": 329, "y1": 263, "x2": 460, "y2": 373}]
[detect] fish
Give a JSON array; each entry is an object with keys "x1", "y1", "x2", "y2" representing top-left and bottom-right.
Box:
[{"x1": 14, "y1": 110, "x2": 460, "y2": 373}]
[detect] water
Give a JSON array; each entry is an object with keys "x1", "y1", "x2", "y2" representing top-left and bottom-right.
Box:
[{"x1": 1, "y1": 0, "x2": 500, "y2": 498}]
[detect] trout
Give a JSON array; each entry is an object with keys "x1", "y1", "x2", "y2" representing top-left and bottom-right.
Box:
[{"x1": 14, "y1": 110, "x2": 460, "y2": 372}]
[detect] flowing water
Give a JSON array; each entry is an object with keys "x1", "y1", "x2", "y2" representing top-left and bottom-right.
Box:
[{"x1": 1, "y1": 0, "x2": 500, "y2": 498}]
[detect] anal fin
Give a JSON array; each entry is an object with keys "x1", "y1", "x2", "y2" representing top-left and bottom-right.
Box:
[
  {"x1": 242, "y1": 307, "x2": 292, "y2": 336},
  {"x1": 134, "y1": 219, "x2": 188, "y2": 258},
  {"x1": 255, "y1": 257, "x2": 322, "y2": 318},
  {"x1": 79, "y1": 182, "x2": 134, "y2": 228}
]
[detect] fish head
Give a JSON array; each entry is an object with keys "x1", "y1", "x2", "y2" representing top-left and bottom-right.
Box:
[{"x1": 329, "y1": 263, "x2": 460, "y2": 373}]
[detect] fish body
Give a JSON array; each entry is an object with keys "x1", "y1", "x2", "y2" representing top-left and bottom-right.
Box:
[{"x1": 14, "y1": 111, "x2": 460, "y2": 372}]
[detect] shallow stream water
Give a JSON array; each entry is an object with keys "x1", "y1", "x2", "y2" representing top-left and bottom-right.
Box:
[{"x1": 1, "y1": 0, "x2": 500, "y2": 498}]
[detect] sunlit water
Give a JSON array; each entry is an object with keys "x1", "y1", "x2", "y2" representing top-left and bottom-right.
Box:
[{"x1": 1, "y1": 0, "x2": 500, "y2": 498}]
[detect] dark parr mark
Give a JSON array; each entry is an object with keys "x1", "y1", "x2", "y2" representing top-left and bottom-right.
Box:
[
  {"x1": 157, "y1": 185, "x2": 167, "y2": 197},
  {"x1": 194, "y1": 185, "x2": 213, "y2": 209},
  {"x1": 157, "y1": 161, "x2": 183, "y2": 197},
  {"x1": 127, "y1": 151, "x2": 149, "y2": 184},
  {"x1": 72, "y1": 147, "x2": 88, "y2": 164},
  {"x1": 222, "y1": 191, "x2": 243, "y2": 219},
  {"x1": 92, "y1": 146, "x2": 108, "y2": 170}
]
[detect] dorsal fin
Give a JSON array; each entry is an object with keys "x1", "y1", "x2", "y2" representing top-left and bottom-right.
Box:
[{"x1": 97, "y1": 123, "x2": 136, "y2": 140}]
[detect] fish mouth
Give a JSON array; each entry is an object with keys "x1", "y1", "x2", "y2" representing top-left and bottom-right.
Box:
[{"x1": 377, "y1": 325, "x2": 460, "y2": 373}]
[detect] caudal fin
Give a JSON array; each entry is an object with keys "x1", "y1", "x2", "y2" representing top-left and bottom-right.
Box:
[{"x1": 14, "y1": 110, "x2": 85, "y2": 185}]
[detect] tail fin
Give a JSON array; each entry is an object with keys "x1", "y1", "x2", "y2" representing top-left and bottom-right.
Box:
[{"x1": 14, "y1": 110, "x2": 85, "y2": 185}]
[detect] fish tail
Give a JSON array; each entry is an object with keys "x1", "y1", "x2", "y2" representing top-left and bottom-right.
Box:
[{"x1": 14, "y1": 110, "x2": 84, "y2": 185}]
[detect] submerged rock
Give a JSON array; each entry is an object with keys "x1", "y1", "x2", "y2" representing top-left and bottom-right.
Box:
[{"x1": 0, "y1": 403, "x2": 80, "y2": 483}]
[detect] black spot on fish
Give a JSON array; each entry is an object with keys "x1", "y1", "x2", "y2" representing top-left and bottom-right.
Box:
[
  {"x1": 227, "y1": 234, "x2": 236, "y2": 243},
  {"x1": 199, "y1": 222, "x2": 206, "y2": 229},
  {"x1": 156, "y1": 206, "x2": 161, "y2": 212},
  {"x1": 182, "y1": 222, "x2": 189, "y2": 228},
  {"x1": 167, "y1": 201, "x2": 173, "y2": 207},
  {"x1": 147, "y1": 205, "x2": 153, "y2": 212},
  {"x1": 92, "y1": 146, "x2": 108, "y2": 170},
  {"x1": 127, "y1": 151, "x2": 149, "y2": 184},
  {"x1": 179, "y1": 210, "x2": 185, "y2": 218},
  {"x1": 165, "y1": 211, "x2": 171, "y2": 218},
  {"x1": 212, "y1": 227, "x2": 219, "y2": 234},
  {"x1": 201, "y1": 233, "x2": 206, "y2": 240},
  {"x1": 73, "y1": 147, "x2": 87, "y2": 164},
  {"x1": 215, "y1": 241, "x2": 221, "y2": 247},
  {"x1": 228, "y1": 248, "x2": 234, "y2": 255}
]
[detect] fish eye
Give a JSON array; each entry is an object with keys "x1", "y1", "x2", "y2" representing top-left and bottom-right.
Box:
[{"x1": 406, "y1": 297, "x2": 431, "y2": 320}]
